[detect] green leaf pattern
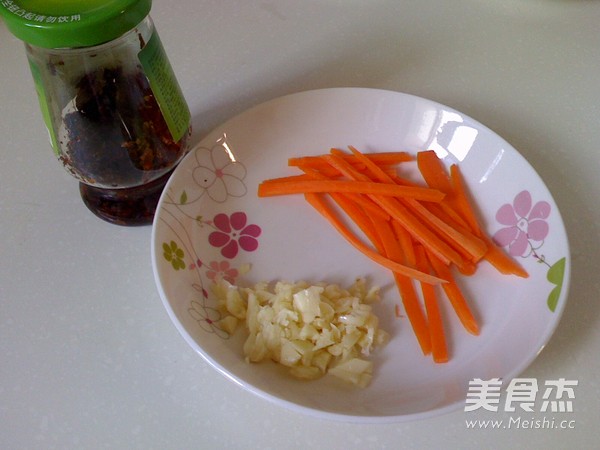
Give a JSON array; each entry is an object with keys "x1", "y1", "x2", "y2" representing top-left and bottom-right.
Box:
[
  {"x1": 546, "y1": 257, "x2": 566, "y2": 312},
  {"x1": 180, "y1": 190, "x2": 188, "y2": 205}
]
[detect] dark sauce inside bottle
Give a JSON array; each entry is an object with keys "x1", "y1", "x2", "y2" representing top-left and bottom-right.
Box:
[
  {"x1": 61, "y1": 66, "x2": 190, "y2": 225},
  {"x1": 79, "y1": 168, "x2": 174, "y2": 226}
]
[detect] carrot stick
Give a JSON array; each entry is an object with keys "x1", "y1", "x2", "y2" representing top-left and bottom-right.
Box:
[
  {"x1": 427, "y1": 251, "x2": 480, "y2": 336},
  {"x1": 423, "y1": 202, "x2": 472, "y2": 241},
  {"x1": 257, "y1": 178, "x2": 445, "y2": 201},
  {"x1": 328, "y1": 150, "x2": 463, "y2": 266},
  {"x1": 259, "y1": 173, "x2": 320, "y2": 184},
  {"x1": 417, "y1": 150, "x2": 454, "y2": 195},
  {"x1": 303, "y1": 193, "x2": 446, "y2": 285},
  {"x1": 401, "y1": 197, "x2": 488, "y2": 264},
  {"x1": 415, "y1": 246, "x2": 449, "y2": 363},
  {"x1": 394, "y1": 169, "x2": 471, "y2": 230},
  {"x1": 336, "y1": 192, "x2": 391, "y2": 221},
  {"x1": 324, "y1": 151, "x2": 375, "y2": 181},
  {"x1": 288, "y1": 151, "x2": 413, "y2": 170},
  {"x1": 449, "y1": 164, "x2": 483, "y2": 236},
  {"x1": 392, "y1": 220, "x2": 417, "y2": 268},
  {"x1": 392, "y1": 172, "x2": 478, "y2": 260},
  {"x1": 370, "y1": 216, "x2": 432, "y2": 355},
  {"x1": 347, "y1": 145, "x2": 396, "y2": 183},
  {"x1": 308, "y1": 151, "x2": 435, "y2": 354},
  {"x1": 414, "y1": 203, "x2": 478, "y2": 276},
  {"x1": 294, "y1": 164, "x2": 391, "y2": 221},
  {"x1": 394, "y1": 274, "x2": 432, "y2": 355},
  {"x1": 372, "y1": 196, "x2": 458, "y2": 265},
  {"x1": 329, "y1": 193, "x2": 386, "y2": 254},
  {"x1": 450, "y1": 164, "x2": 528, "y2": 278},
  {"x1": 481, "y1": 234, "x2": 529, "y2": 278}
]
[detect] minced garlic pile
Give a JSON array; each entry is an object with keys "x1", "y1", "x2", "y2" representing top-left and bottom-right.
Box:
[{"x1": 212, "y1": 278, "x2": 389, "y2": 387}]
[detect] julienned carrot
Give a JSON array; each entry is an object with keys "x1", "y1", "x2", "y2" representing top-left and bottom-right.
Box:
[
  {"x1": 406, "y1": 169, "x2": 472, "y2": 232},
  {"x1": 346, "y1": 151, "x2": 472, "y2": 268},
  {"x1": 448, "y1": 164, "x2": 483, "y2": 236},
  {"x1": 392, "y1": 220, "x2": 417, "y2": 268},
  {"x1": 415, "y1": 245, "x2": 449, "y2": 363},
  {"x1": 257, "y1": 178, "x2": 445, "y2": 202},
  {"x1": 370, "y1": 215, "x2": 431, "y2": 355},
  {"x1": 417, "y1": 150, "x2": 454, "y2": 195},
  {"x1": 394, "y1": 273, "x2": 433, "y2": 355},
  {"x1": 481, "y1": 234, "x2": 529, "y2": 278},
  {"x1": 294, "y1": 165, "x2": 391, "y2": 221},
  {"x1": 418, "y1": 202, "x2": 479, "y2": 275},
  {"x1": 324, "y1": 152, "x2": 462, "y2": 267},
  {"x1": 331, "y1": 149, "x2": 415, "y2": 165},
  {"x1": 259, "y1": 173, "x2": 317, "y2": 184},
  {"x1": 323, "y1": 152, "x2": 372, "y2": 181},
  {"x1": 335, "y1": 192, "x2": 391, "y2": 221},
  {"x1": 346, "y1": 147, "x2": 487, "y2": 266},
  {"x1": 402, "y1": 197, "x2": 488, "y2": 264},
  {"x1": 363, "y1": 147, "x2": 520, "y2": 277},
  {"x1": 288, "y1": 151, "x2": 413, "y2": 170},
  {"x1": 450, "y1": 164, "x2": 529, "y2": 278},
  {"x1": 347, "y1": 145, "x2": 396, "y2": 184},
  {"x1": 417, "y1": 151, "x2": 473, "y2": 235},
  {"x1": 303, "y1": 192, "x2": 446, "y2": 285},
  {"x1": 329, "y1": 192, "x2": 386, "y2": 254},
  {"x1": 427, "y1": 250, "x2": 480, "y2": 336},
  {"x1": 259, "y1": 146, "x2": 528, "y2": 363}
]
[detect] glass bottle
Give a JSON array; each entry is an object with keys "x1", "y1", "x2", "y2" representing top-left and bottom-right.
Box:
[{"x1": 0, "y1": 0, "x2": 192, "y2": 225}]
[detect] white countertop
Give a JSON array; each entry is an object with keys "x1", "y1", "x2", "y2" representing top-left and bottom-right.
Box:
[{"x1": 1, "y1": 1, "x2": 599, "y2": 448}]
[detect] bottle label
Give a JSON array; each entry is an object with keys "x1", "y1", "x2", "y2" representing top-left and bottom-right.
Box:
[
  {"x1": 138, "y1": 31, "x2": 191, "y2": 143},
  {"x1": 28, "y1": 59, "x2": 60, "y2": 155}
]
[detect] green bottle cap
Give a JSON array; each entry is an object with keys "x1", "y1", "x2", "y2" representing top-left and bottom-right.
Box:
[{"x1": 0, "y1": 0, "x2": 152, "y2": 49}]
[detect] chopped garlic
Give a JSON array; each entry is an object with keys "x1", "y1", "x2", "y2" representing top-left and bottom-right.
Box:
[
  {"x1": 212, "y1": 278, "x2": 389, "y2": 387},
  {"x1": 216, "y1": 315, "x2": 238, "y2": 335},
  {"x1": 328, "y1": 358, "x2": 374, "y2": 388},
  {"x1": 292, "y1": 286, "x2": 323, "y2": 323}
]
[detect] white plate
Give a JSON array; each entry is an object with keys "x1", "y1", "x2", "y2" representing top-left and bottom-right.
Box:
[{"x1": 151, "y1": 88, "x2": 570, "y2": 422}]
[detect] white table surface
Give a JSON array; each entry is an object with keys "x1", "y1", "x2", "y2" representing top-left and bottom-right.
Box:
[{"x1": 1, "y1": 1, "x2": 599, "y2": 449}]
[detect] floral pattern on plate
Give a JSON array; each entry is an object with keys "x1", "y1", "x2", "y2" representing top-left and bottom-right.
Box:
[
  {"x1": 493, "y1": 190, "x2": 566, "y2": 312},
  {"x1": 158, "y1": 138, "x2": 261, "y2": 338}
]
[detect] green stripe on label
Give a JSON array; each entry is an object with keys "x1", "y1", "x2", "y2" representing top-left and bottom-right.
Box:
[
  {"x1": 138, "y1": 31, "x2": 191, "y2": 142},
  {"x1": 28, "y1": 59, "x2": 60, "y2": 155}
]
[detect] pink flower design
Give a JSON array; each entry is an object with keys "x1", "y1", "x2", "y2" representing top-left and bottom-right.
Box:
[
  {"x1": 208, "y1": 212, "x2": 261, "y2": 259},
  {"x1": 206, "y1": 260, "x2": 239, "y2": 284},
  {"x1": 493, "y1": 190, "x2": 551, "y2": 257}
]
